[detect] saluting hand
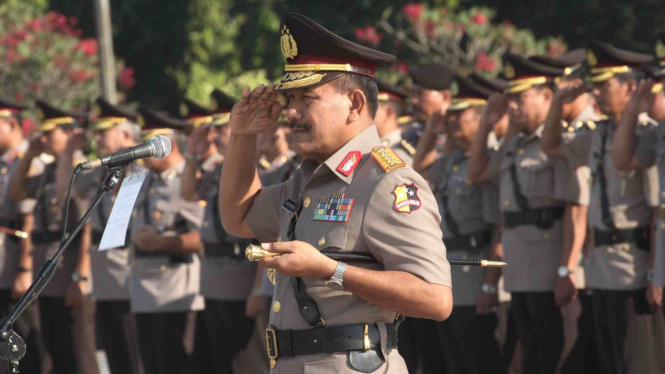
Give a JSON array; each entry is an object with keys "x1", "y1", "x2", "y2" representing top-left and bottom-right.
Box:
[
  {"x1": 230, "y1": 84, "x2": 282, "y2": 136},
  {"x1": 186, "y1": 125, "x2": 212, "y2": 158},
  {"x1": 554, "y1": 81, "x2": 590, "y2": 104},
  {"x1": 258, "y1": 242, "x2": 338, "y2": 280},
  {"x1": 629, "y1": 79, "x2": 656, "y2": 114},
  {"x1": 480, "y1": 94, "x2": 509, "y2": 129},
  {"x1": 424, "y1": 110, "x2": 448, "y2": 136}
]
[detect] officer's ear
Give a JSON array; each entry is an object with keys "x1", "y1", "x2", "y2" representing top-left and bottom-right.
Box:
[
  {"x1": 348, "y1": 88, "x2": 366, "y2": 123},
  {"x1": 441, "y1": 90, "x2": 452, "y2": 105}
]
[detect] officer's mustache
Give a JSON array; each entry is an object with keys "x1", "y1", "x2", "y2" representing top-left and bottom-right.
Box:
[{"x1": 289, "y1": 121, "x2": 311, "y2": 131}]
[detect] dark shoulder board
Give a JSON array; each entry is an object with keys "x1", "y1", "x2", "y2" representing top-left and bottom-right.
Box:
[{"x1": 398, "y1": 139, "x2": 416, "y2": 156}]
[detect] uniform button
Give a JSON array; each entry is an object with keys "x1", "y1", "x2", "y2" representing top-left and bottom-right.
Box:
[
  {"x1": 203, "y1": 222, "x2": 209, "y2": 228},
  {"x1": 623, "y1": 244, "x2": 630, "y2": 251},
  {"x1": 149, "y1": 188, "x2": 155, "y2": 194},
  {"x1": 272, "y1": 301, "x2": 281, "y2": 313},
  {"x1": 318, "y1": 237, "x2": 326, "y2": 247},
  {"x1": 159, "y1": 265, "x2": 167, "y2": 271},
  {"x1": 51, "y1": 198, "x2": 57, "y2": 204},
  {"x1": 456, "y1": 189, "x2": 461, "y2": 195},
  {"x1": 544, "y1": 233, "x2": 550, "y2": 240},
  {"x1": 660, "y1": 222, "x2": 665, "y2": 229},
  {"x1": 303, "y1": 196, "x2": 311, "y2": 208},
  {"x1": 277, "y1": 236, "x2": 283, "y2": 242},
  {"x1": 518, "y1": 149, "x2": 525, "y2": 155},
  {"x1": 452, "y1": 166, "x2": 459, "y2": 172},
  {"x1": 0, "y1": 168, "x2": 7, "y2": 175},
  {"x1": 0, "y1": 239, "x2": 3, "y2": 245},
  {"x1": 503, "y1": 201, "x2": 509, "y2": 207},
  {"x1": 615, "y1": 223, "x2": 621, "y2": 228}
]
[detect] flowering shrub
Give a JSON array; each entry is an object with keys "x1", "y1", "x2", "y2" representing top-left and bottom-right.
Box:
[
  {"x1": 0, "y1": 11, "x2": 135, "y2": 111},
  {"x1": 356, "y1": 4, "x2": 566, "y2": 80}
]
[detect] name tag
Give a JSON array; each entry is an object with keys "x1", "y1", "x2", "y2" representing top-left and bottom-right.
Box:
[{"x1": 282, "y1": 199, "x2": 298, "y2": 214}]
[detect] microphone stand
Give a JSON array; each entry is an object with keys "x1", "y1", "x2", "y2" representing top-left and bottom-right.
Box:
[{"x1": 0, "y1": 163, "x2": 128, "y2": 373}]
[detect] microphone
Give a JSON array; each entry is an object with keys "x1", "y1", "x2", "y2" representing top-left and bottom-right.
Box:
[{"x1": 79, "y1": 135, "x2": 172, "y2": 171}]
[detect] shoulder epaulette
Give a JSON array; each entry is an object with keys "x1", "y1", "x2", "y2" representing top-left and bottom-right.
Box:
[
  {"x1": 587, "y1": 120, "x2": 597, "y2": 130},
  {"x1": 399, "y1": 139, "x2": 416, "y2": 155},
  {"x1": 258, "y1": 157, "x2": 271, "y2": 170},
  {"x1": 370, "y1": 146, "x2": 406, "y2": 173}
]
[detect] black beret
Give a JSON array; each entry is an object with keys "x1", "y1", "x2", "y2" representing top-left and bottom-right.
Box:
[
  {"x1": 410, "y1": 63, "x2": 456, "y2": 91},
  {"x1": 0, "y1": 97, "x2": 28, "y2": 119},
  {"x1": 375, "y1": 79, "x2": 409, "y2": 102},
  {"x1": 502, "y1": 54, "x2": 563, "y2": 93},
  {"x1": 35, "y1": 100, "x2": 86, "y2": 132},
  {"x1": 469, "y1": 73, "x2": 509, "y2": 93},
  {"x1": 587, "y1": 41, "x2": 653, "y2": 82},
  {"x1": 530, "y1": 49, "x2": 587, "y2": 80},
  {"x1": 276, "y1": 13, "x2": 396, "y2": 92},
  {"x1": 92, "y1": 97, "x2": 138, "y2": 131}
]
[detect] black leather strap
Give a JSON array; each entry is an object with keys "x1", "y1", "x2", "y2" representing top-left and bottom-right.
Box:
[
  {"x1": 508, "y1": 134, "x2": 530, "y2": 210},
  {"x1": 270, "y1": 323, "x2": 398, "y2": 357},
  {"x1": 444, "y1": 229, "x2": 493, "y2": 253},
  {"x1": 434, "y1": 150, "x2": 463, "y2": 236},
  {"x1": 594, "y1": 227, "x2": 650, "y2": 251},
  {"x1": 594, "y1": 123, "x2": 616, "y2": 229},
  {"x1": 503, "y1": 206, "x2": 565, "y2": 230}
]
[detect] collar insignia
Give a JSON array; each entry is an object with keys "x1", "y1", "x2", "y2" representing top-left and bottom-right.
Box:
[{"x1": 336, "y1": 151, "x2": 361, "y2": 177}]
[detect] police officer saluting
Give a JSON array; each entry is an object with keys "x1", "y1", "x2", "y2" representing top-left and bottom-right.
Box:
[
  {"x1": 540, "y1": 41, "x2": 660, "y2": 374},
  {"x1": 10, "y1": 101, "x2": 98, "y2": 374},
  {"x1": 0, "y1": 98, "x2": 46, "y2": 374},
  {"x1": 180, "y1": 94, "x2": 256, "y2": 373},
  {"x1": 220, "y1": 13, "x2": 452, "y2": 374},
  {"x1": 129, "y1": 106, "x2": 205, "y2": 374},
  {"x1": 374, "y1": 80, "x2": 416, "y2": 165}
]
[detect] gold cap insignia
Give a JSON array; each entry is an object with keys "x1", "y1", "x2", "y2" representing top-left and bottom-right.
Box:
[
  {"x1": 450, "y1": 81, "x2": 459, "y2": 96},
  {"x1": 281, "y1": 26, "x2": 298, "y2": 61},
  {"x1": 137, "y1": 115, "x2": 145, "y2": 127},
  {"x1": 504, "y1": 63, "x2": 515, "y2": 79},
  {"x1": 179, "y1": 103, "x2": 189, "y2": 117},
  {"x1": 587, "y1": 49, "x2": 598, "y2": 67},
  {"x1": 210, "y1": 97, "x2": 218, "y2": 111},
  {"x1": 36, "y1": 108, "x2": 45, "y2": 121},
  {"x1": 656, "y1": 40, "x2": 665, "y2": 59}
]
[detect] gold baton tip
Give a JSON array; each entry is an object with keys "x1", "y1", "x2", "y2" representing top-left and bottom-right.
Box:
[
  {"x1": 245, "y1": 244, "x2": 281, "y2": 261},
  {"x1": 480, "y1": 260, "x2": 507, "y2": 267},
  {"x1": 16, "y1": 230, "x2": 28, "y2": 239}
]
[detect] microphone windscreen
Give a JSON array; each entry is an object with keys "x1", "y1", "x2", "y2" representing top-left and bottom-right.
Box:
[{"x1": 149, "y1": 135, "x2": 172, "y2": 159}]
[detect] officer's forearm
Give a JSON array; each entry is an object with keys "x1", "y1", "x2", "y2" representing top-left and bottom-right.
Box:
[
  {"x1": 561, "y1": 203, "x2": 587, "y2": 269},
  {"x1": 76, "y1": 224, "x2": 92, "y2": 276},
  {"x1": 541, "y1": 97, "x2": 564, "y2": 158},
  {"x1": 611, "y1": 99, "x2": 640, "y2": 171},
  {"x1": 181, "y1": 159, "x2": 202, "y2": 201},
  {"x1": 342, "y1": 267, "x2": 453, "y2": 321},
  {"x1": 220, "y1": 133, "x2": 262, "y2": 237},
  {"x1": 9, "y1": 154, "x2": 35, "y2": 201},
  {"x1": 412, "y1": 128, "x2": 438, "y2": 178},
  {"x1": 467, "y1": 123, "x2": 492, "y2": 184},
  {"x1": 154, "y1": 231, "x2": 202, "y2": 254},
  {"x1": 17, "y1": 214, "x2": 34, "y2": 270}
]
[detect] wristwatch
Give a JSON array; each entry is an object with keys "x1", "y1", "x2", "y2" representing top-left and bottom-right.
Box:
[
  {"x1": 325, "y1": 262, "x2": 347, "y2": 291},
  {"x1": 71, "y1": 271, "x2": 88, "y2": 282},
  {"x1": 557, "y1": 266, "x2": 572, "y2": 278},
  {"x1": 481, "y1": 283, "x2": 498, "y2": 295}
]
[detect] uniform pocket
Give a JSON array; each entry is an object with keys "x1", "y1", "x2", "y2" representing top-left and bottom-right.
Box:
[
  {"x1": 521, "y1": 159, "x2": 554, "y2": 198},
  {"x1": 304, "y1": 224, "x2": 349, "y2": 252},
  {"x1": 304, "y1": 354, "x2": 352, "y2": 374}
]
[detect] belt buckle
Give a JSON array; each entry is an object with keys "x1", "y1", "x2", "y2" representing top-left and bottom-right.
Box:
[{"x1": 265, "y1": 326, "x2": 278, "y2": 368}]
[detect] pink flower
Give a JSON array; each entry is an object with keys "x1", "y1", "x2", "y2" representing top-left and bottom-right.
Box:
[
  {"x1": 70, "y1": 17, "x2": 78, "y2": 26},
  {"x1": 5, "y1": 50, "x2": 19, "y2": 63},
  {"x1": 472, "y1": 13, "x2": 488, "y2": 25},
  {"x1": 502, "y1": 19, "x2": 512, "y2": 26},
  {"x1": 355, "y1": 26, "x2": 382, "y2": 47},
  {"x1": 75, "y1": 38, "x2": 98, "y2": 56},
  {"x1": 13, "y1": 30, "x2": 28, "y2": 41},
  {"x1": 396, "y1": 62, "x2": 409, "y2": 75},
  {"x1": 423, "y1": 19, "x2": 437, "y2": 39},
  {"x1": 475, "y1": 53, "x2": 496, "y2": 72},
  {"x1": 118, "y1": 67, "x2": 136, "y2": 90},
  {"x1": 14, "y1": 93, "x2": 23, "y2": 102},
  {"x1": 401, "y1": 4, "x2": 423, "y2": 22},
  {"x1": 457, "y1": 23, "x2": 466, "y2": 33},
  {"x1": 68, "y1": 69, "x2": 91, "y2": 83},
  {"x1": 443, "y1": 22, "x2": 454, "y2": 32},
  {"x1": 25, "y1": 19, "x2": 42, "y2": 31}
]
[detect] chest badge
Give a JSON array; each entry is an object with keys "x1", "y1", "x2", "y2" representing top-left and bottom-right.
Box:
[
  {"x1": 392, "y1": 183, "x2": 421, "y2": 214},
  {"x1": 336, "y1": 151, "x2": 361, "y2": 177},
  {"x1": 313, "y1": 192, "x2": 354, "y2": 222}
]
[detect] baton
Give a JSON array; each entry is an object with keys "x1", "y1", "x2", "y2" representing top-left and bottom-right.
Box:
[{"x1": 0, "y1": 227, "x2": 28, "y2": 239}]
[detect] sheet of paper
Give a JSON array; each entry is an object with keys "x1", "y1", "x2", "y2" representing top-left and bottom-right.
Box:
[{"x1": 98, "y1": 172, "x2": 148, "y2": 251}]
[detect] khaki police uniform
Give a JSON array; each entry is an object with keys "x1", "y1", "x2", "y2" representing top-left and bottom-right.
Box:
[
  {"x1": 129, "y1": 160, "x2": 204, "y2": 374},
  {"x1": 429, "y1": 147, "x2": 503, "y2": 373},
  {"x1": 380, "y1": 129, "x2": 415, "y2": 166},
  {"x1": 246, "y1": 125, "x2": 451, "y2": 373},
  {"x1": 197, "y1": 152, "x2": 256, "y2": 373},
  {"x1": 0, "y1": 141, "x2": 47, "y2": 374}
]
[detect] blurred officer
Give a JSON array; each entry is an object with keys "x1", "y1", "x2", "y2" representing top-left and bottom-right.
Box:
[
  {"x1": 468, "y1": 54, "x2": 588, "y2": 374},
  {"x1": 0, "y1": 98, "x2": 47, "y2": 374},
  {"x1": 180, "y1": 95, "x2": 256, "y2": 373},
  {"x1": 374, "y1": 80, "x2": 416, "y2": 165},
  {"x1": 129, "y1": 106, "x2": 205, "y2": 374},
  {"x1": 57, "y1": 97, "x2": 145, "y2": 374},
  {"x1": 220, "y1": 13, "x2": 452, "y2": 374},
  {"x1": 415, "y1": 75, "x2": 504, "y2": 373},
  {"x1": 536, "y1": 49, "x2": 599, "y2": 373},
  {"x1": 10, "y1": 101, "x2": 98, "y2": 374},
  {"x1": 540, "y1": 41, "x2": 660, "y2": 374}
]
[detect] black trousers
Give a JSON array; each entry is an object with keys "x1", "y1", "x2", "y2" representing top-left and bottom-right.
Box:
[
  {"x1": 39, "y1": 296, "x2": 99, "y2": 374},
  {"x1": 560, "y1": 290, "x2": 599, "y2": 373},
  {"x1": 0, "y1": 289, "x2": 48, "y2": 374},
  {"x1": 591, "y1": 288, "x2": 649, "y2": 374},
  {"x1": 195, "y1": 299, "x2": 254, "y2": 374},
  {"x1": 136, "y1": 311, "x2": 197, "y2": 374},
  {"x1": 96, "y1": 300, "x2": 143, "y2": 374},
  {"x1": 398, "y1": 317, "x2": 445, "y2": 373},
  {"x1": 511, "y1": 292, "x2": 563, "y2": 374},
  {"x1": 437, "y1": 305, "x2": 504, "y2": 374}
]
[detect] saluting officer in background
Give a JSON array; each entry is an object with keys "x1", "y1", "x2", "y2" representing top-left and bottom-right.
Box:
[
  {"x1": 129, "y1": 106, "x2": 205, "y2": 374},
  {"x1": 180, "y1": 94, "x2": 257, "y2": 373},
  {"x1": 220, "y1": 13, "x2": 452, "y2": 374},
  {"x1": 0, "y1": 98, "x2": 47, "y2": 374},
  {"x1": 374, "y1": 80, "x2": 416, "y2": 165},
  {"x1": 10, "y1": 101, "x2": 98, "y2": 374}
]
